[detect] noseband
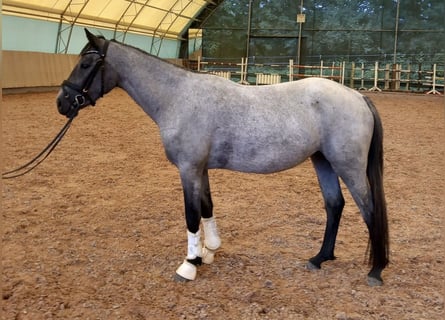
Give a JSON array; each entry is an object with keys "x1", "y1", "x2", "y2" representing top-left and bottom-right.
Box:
[{"x1": 62, "y1": 40, "x2": 110, "y2": 117}]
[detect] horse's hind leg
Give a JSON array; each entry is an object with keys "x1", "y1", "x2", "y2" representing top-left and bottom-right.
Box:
[
  {"x1": 339, "y1": 172, "x2": 386, "y2": 286},
  {"x1": 201, "y1": 169, "x2": 221, "y2": 264},
  {"x1": 308, "y1": 152, "x2": 345, "y2": 270}
]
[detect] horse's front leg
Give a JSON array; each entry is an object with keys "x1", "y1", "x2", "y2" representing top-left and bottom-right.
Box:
[{"x1": 175, "y1": 168, "x2": 221, "y2": 281}]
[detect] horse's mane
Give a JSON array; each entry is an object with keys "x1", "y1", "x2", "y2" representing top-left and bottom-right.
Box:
[
  {"x1": 110, "y1": 39, "x2": 192, "y2": 72},
  {"x1": 80, "y1": 34, "x2": 197, "y2": 73}
]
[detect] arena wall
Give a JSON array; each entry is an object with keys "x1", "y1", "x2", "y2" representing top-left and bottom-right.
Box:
[
  {"x1": 2, "y1": 51, "x2": 186, "y2": 93},
  {"x1": 2, "y1": 51, "x2": 78, "y2": 92}
]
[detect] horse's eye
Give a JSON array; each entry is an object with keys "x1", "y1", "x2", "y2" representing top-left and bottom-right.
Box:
[{"x1": 80, "y1": 63, "x2": 91, "y2": 69}]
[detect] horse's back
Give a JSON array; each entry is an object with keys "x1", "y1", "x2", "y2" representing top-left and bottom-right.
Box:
[
  {"x1": 202, "y1": 78, "x2": 371, "y2": 173},
  {"x1": 167, "y1": 76, "x2": 373, "y2": 174}
]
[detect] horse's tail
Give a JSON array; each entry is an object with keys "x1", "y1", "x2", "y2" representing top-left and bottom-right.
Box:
[{"x1": 363, "y1": 96, "x2": 389, "y2": 273}]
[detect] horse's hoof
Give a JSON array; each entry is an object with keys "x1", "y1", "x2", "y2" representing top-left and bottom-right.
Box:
[
  {"x1": 367, "y1": 268, "x2": 384, "y2": 286},
  {"x1": 306, "y1": 261, "x2": 321, "y2": 271},
  {"x1": 367, "y1": 275, "x2": 383, "y2": 287},
  {"x1": 175, "y1": 260, "x2": 197, "y2": 281},
  {"x1": 174, "y1": 273, "x2": 191, "y2": 283}
]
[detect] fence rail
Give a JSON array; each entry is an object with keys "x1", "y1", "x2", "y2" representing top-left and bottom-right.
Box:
[{"x1": 191, "y1": 57, "x2": 444, "y2": 94}]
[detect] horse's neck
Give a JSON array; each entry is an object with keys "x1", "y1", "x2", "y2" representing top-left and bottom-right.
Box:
[{"x1": 109, "y1": 43, "x2": 186, "y2": 124}]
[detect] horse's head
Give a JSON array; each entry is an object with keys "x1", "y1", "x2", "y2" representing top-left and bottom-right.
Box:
[{"x1": 57, "y1": 29, "x2": 118, "y2": 118}]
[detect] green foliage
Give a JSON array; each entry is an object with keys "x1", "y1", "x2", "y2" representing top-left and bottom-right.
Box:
[{"x1": 202, "y1": 0, "x2": 444, "y2": 65}]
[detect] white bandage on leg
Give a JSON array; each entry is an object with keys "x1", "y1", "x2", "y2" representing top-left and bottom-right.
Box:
[
  {"x1": 175, "y1": 230, "x2": 202, "y2": 281},
  {"x1": 201, "y1": 246, "x2": 216, "y2": 264},
  {"x1": 186, "y1": 230, "x2": 202, "y2": 260},
  {"x1": 202, "y1": 217, "x2": 221, "y2": 251}
]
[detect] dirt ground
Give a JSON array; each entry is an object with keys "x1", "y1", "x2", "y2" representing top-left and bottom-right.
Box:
[{"x1": 1, "y1": 89, "x2": 444, "y2": 319}]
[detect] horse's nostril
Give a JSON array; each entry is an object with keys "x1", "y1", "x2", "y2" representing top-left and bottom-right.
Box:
[{"x1": 57, "y1": 98, "x2": 64, "y2": 113}]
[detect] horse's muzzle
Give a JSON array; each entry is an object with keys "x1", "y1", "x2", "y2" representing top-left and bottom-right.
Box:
[
  {"x1": 57, "y1": 88, "x2": 91, "y2": 119},
  {"x1": 57, "y1": 93, "x2": 79, "y2": 119},
  {"x1": 57, "y1": 96, "x2": 66, "y2": 114}
]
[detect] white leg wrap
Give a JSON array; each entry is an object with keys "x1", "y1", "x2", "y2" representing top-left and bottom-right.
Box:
[
  {"x1": 201, "y1": 246, "x2": 216, "y2": 264},
  {"x1": 202, "y1": 217, "x2": 221, "y2": 251},
  {"x1": 175, "y1": 230, "x2": 202, "y2": 281},
  {"x1": 175, "y1": 221, "x2": 221, "y2": 280},
  {"x1": 186, "y1": 230, "x2": 202, "y2": 260}
]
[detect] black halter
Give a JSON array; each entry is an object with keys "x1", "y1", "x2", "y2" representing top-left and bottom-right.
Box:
[{"x1": 62, "y1": 40, "x2": 110, "y2": 118}]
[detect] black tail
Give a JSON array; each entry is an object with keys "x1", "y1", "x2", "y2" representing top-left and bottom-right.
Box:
[{"x1": 364, "y1": 96, "x2": 389, "y2": 273}]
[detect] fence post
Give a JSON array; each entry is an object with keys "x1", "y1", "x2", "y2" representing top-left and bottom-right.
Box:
[
  {"x1": 244, "y1": 57, "x2": 249, "y2": 84},
  {"x1": 350, "y1": 62, "x2": 355, "y2": 89},
  {"x1": 341, "y1": 61, "x2": 345, "y2": 85},
  {"x1": 369, "y1": 62, "x2": 382, "y2": 91},
  {"x1": 359, "y1": 63, "x2": 366, "y2": 90},
  {"x1": 427, "y1": 64, "x2": 442, "y2": 95},
  {"x1": 384, "y1": 64, "x2": 390, "y2": 90},
  {"x1": 238, "y1": 57, "x2": 249, "y2": 85},
  {"x1": 406, "y1": 64, "x2": 411, "y2": 91},
  {"x1": 289, "y1": 59, "x2": 294, "y2": 82},
  {"x1": 392, "y1": 63, "x2": 401, "y2": 90}
]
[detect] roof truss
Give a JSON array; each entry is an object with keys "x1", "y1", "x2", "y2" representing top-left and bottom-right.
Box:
[{"x1": 3, "y1": 0, "x2": 221, "y2": 54}]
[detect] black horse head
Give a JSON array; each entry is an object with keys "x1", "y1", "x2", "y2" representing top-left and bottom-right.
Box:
[{"x1": 56, "y1": 29, "x2": 118, "y2": 118}]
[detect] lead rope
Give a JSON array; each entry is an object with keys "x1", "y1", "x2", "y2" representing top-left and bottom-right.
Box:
[{"x1": 2, "y1": 118, "x2": 73, "y2": 179}]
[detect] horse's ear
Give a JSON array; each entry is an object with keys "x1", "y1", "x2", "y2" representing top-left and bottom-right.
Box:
[{"x1": 85, "y1": 28, "x2": 101, "y2": 49}]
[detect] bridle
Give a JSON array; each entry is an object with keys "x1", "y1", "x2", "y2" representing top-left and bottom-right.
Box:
[
  {"x1": 2, "y1": 40, "x2": 111, "y2": 179},
  {"x1": 61, "y1": 40, "x2": 110, "y2": 118}
]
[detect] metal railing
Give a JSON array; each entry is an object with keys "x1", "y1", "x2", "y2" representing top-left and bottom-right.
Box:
[{"x1": 190, "y1": 56, "x2": 444, "y2": 94}]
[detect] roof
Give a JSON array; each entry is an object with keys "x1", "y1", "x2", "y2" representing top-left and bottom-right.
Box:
[{"x1": 2, "y1": 0, "x2": 217, "y2": 41}]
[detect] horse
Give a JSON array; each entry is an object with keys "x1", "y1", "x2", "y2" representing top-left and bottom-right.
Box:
[{"x1": 57, "y1": 29, "x2": 389, "y2": 286}]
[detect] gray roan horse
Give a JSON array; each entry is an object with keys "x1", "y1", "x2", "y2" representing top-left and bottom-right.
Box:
[{"x1": 57, "y1": 30, "x2": 389, "y2": 286}]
